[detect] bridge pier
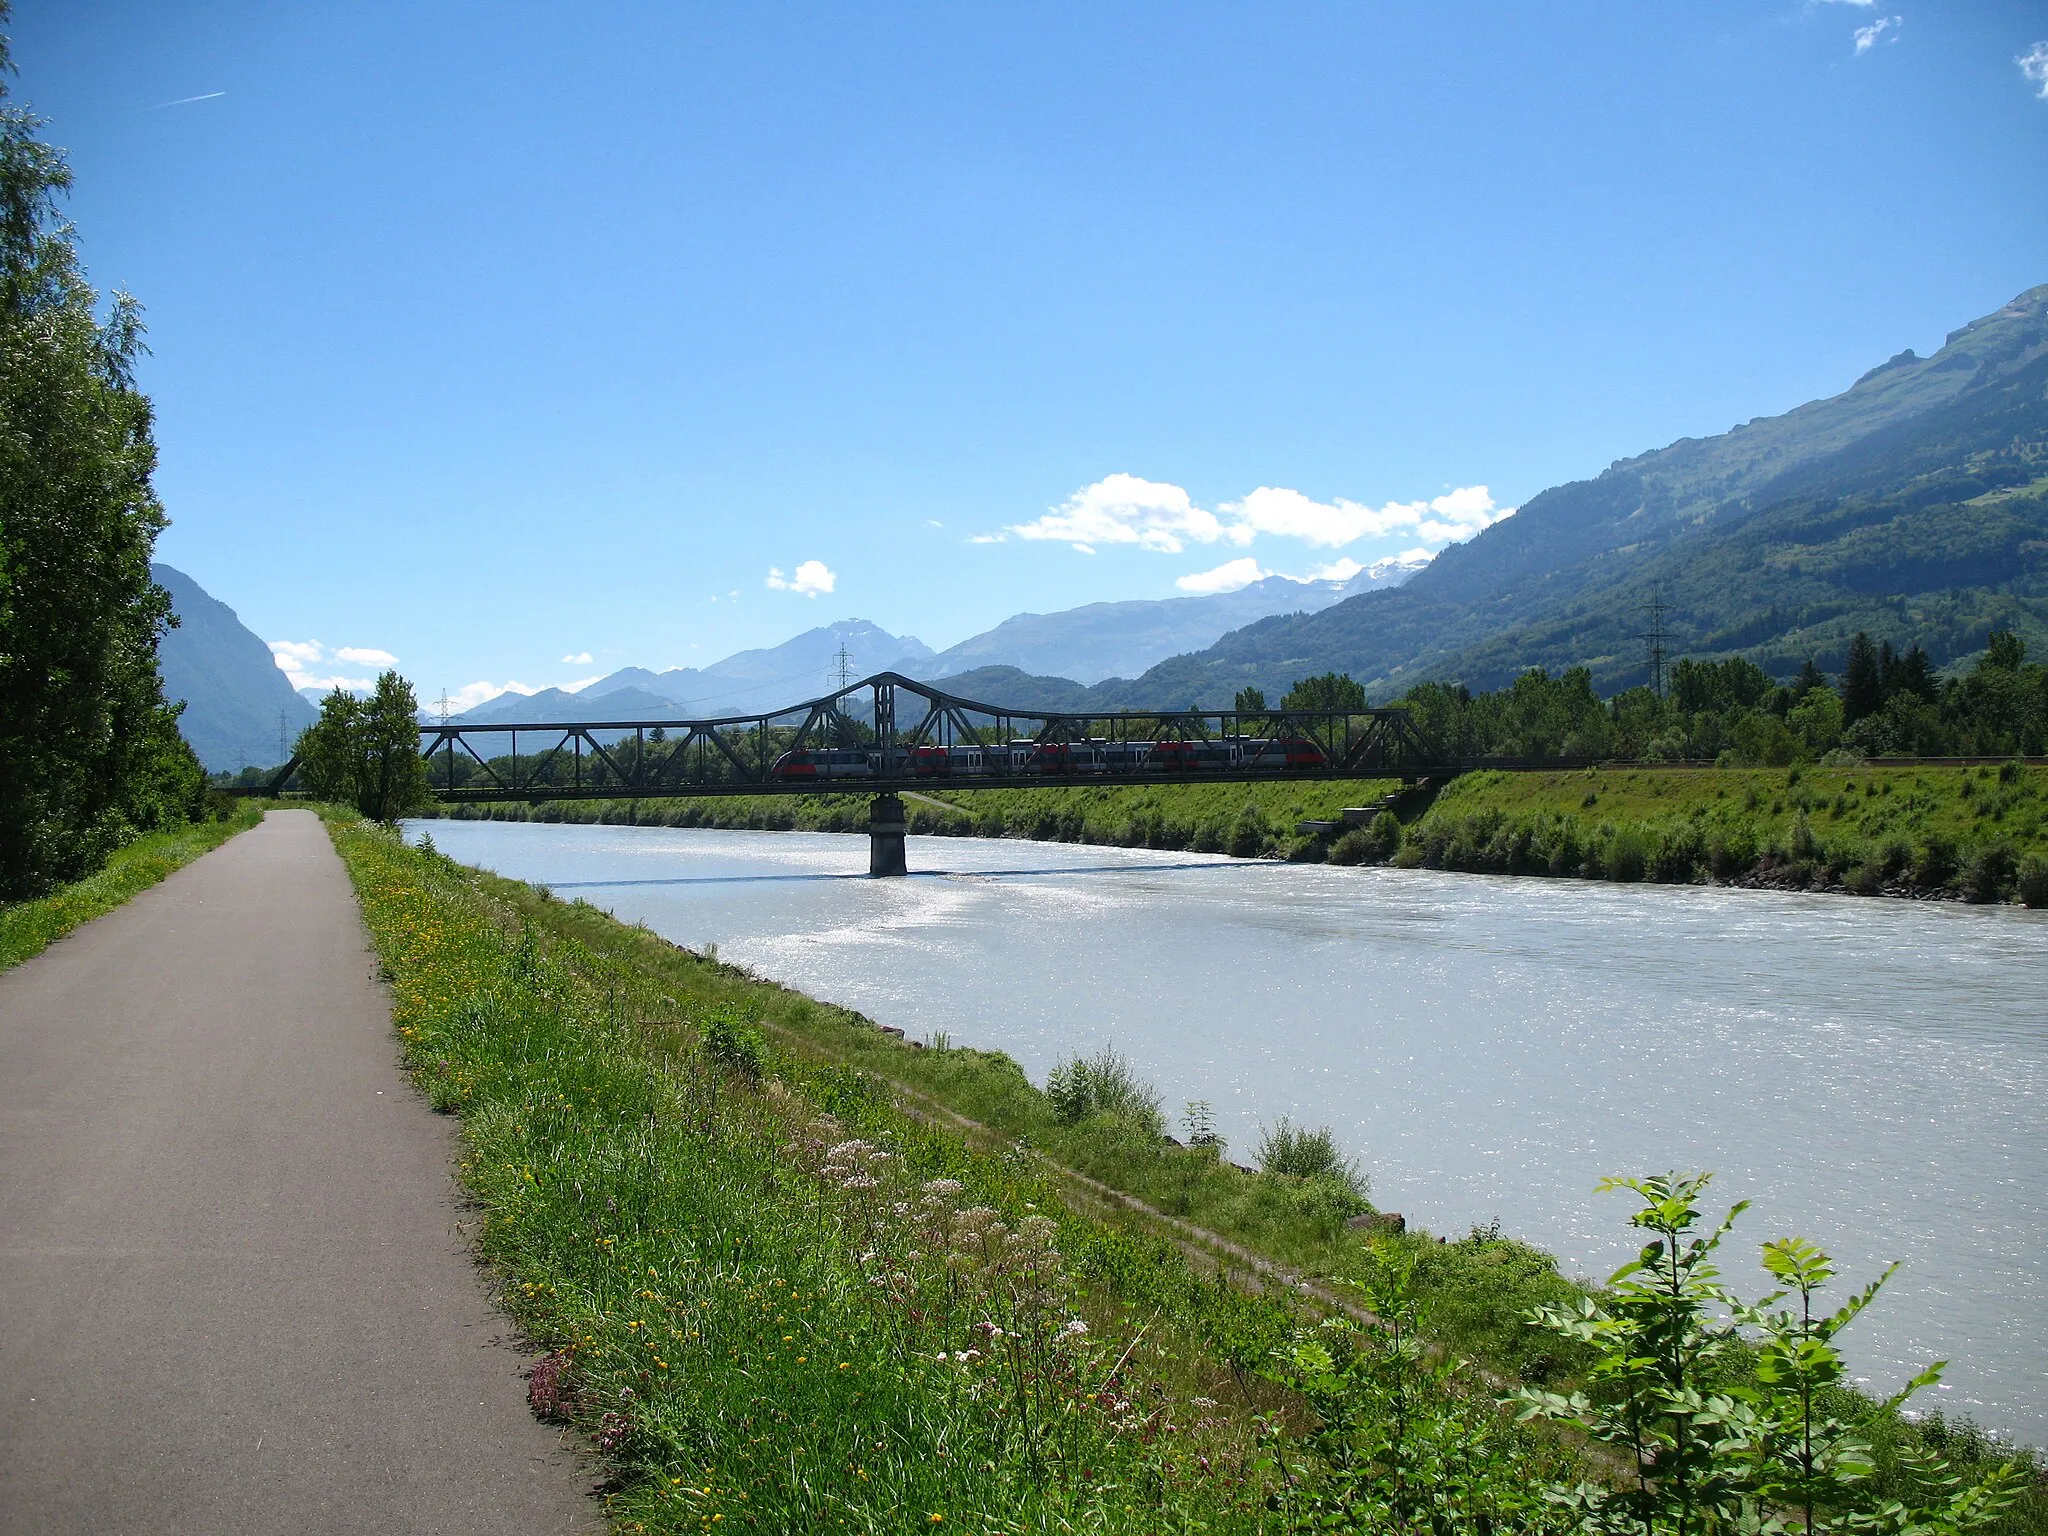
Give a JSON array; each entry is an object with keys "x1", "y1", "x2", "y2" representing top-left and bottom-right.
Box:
[{"x1": 869, "y1": 793, "x2": 908, "y2": 877}]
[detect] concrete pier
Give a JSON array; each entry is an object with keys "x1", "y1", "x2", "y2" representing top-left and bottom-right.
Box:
[{"x1": 869, "y1": 793, "x2": 908, "y2": 876}]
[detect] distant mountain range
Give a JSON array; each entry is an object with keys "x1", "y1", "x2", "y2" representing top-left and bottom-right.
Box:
[
  {"x1": 453, "y1": 561, "x2": 1427, "y2": 724},
  {"x1": 154, "y1": 563, "x2": 317, "y2": 773},
  {"x1": 918, "y1": 558, "x2": 1425, "y2": 684}
]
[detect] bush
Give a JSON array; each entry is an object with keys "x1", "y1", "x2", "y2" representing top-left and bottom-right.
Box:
[
  {"x1": 1044, "y1": 1048, "x2": 1164, "y2": 1135},
  {"x1": 701, "y1": 1008, "x2": 765, "y2": 1080},
  {"x1": 2019, "y1": 854, "x2": 2048, "y2": 910},
  {"x1": 1255, "y1": 1117, "x2": 1365, "y2": 1198},
  {"x1": 1603, "y1": 826, "x2": 1650, "y2": 882},
  {"x1": 1913, "y1": 834, "x2": 1957, "y2": 889},
  {"x1": 1965, "y1": 841, "x2": 2016, "y2": 905}
]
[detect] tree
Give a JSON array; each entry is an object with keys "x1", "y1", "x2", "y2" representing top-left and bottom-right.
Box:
[
  {"x1": 1281, "y1": 672, "x2": 1367, "y2": 713},
  {"x1": 1982, "y1": 628, "x2": 2024, "y2": 672},
  {"x1": 1232, "y1": 685, "x2": 1267, "y2": 714},
  {"x1": 0, "y1": 12, "x2": 203, "y2": 898},
  {"x1": 1840, "y1": 633, "x2": 1884, "y2": 725},
  {"x1": 295, "y1": 672, "x2": 430, "y2": 822}
]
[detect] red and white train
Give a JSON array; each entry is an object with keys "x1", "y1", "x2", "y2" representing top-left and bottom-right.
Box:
[{"x1": 766, "y1": 737, "x2": 1328, "y2": 781}]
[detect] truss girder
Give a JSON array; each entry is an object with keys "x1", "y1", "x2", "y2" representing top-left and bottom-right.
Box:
[{"x1": 412, "y1": 669, "x2": 1452, "y2": 801}]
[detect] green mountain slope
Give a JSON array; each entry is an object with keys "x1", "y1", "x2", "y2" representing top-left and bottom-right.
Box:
[{"x1": 1127, "y1": 285, "x2": 2048, "y2": 704}]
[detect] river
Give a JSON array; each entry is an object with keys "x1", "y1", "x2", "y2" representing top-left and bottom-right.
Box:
[{"x1": 409, "y1": 818, "x2": 2048, "y2": 1444}]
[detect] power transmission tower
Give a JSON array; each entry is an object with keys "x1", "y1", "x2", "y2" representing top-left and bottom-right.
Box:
[
  {"x1": 1638, "y1": 592, "x2": 1670, "y2": 699},
  {"x1": 276, "y1": 709, "x2": 288, "y2": 765},
  {"x1": 832, "y1": 640, "x2": 855, "y2": 692},
  {"x1": 436, "y1": 687, "x2": 453, "y2": 725}
]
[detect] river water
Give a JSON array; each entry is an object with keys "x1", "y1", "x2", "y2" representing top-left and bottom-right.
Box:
[{"x1": 409, "y1": 819, "x2": 2048, "y2": 1443}]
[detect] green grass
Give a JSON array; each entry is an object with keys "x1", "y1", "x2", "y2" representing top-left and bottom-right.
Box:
[
  {"x1": 0, "y1": 801, "x2": 265, "y2": 971},
  {"x1": 344, "y1": 816, "x2": 2041, "y2": 1533},
  {"x1": 1403, "y1": 763, "x2": 2048, "y2": 900}
]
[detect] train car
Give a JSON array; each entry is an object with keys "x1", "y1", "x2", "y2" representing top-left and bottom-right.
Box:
[
  {"x1": 1023, "y1": 740, "x2": 1103, "y2": 774},
  {"x1": 1149, "y1": 738, "x2": 1233, "y2": 772},
  {"x1": 767, "y1": 747, "x2": 875, "y2": 780},
  {"x1": 1237, "y1": 736, "x2": 1329, "y2": 771}
]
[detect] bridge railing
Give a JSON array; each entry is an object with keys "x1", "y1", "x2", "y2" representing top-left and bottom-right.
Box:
[{"x1": 410, "y1": 670, "x2": 1449, "y2": 802}]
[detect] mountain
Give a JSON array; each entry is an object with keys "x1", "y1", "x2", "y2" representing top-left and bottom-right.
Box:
[
  {"x1": 153, "y1": 563, "x2": 318, "y2": 772},
  {"x1": 453, "y1": 683, "x2": 693, "y2": 727},
  {"x1": 563, "y1": 620, "x2": 935, "y2": 719},
  {"x1": 1123, "y1": 284, "x2": 2048, "y2": 705},
  {"x1": 918, "y1": 558, "x2": 1426, "y2": 684}
]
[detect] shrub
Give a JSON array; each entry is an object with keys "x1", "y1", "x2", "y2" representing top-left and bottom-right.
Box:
[
  {"x1": 1326, "y1": 826, "x2": 1375, "y2": 865},
  {"x1": 701, "y1": 1008, "x2": 765, "y2": 1080},
  {"x1": 1913, "y1": 833, "x2": 1958, "y2": 889},
  {"x1": 2020, "y1": 854, "x2": 2048, "y2": 910},
  {"x1": 1044, "y1": 1048, "x2": 1164, "y2": 1135},
  {"x1": 1255, "y1": 1118, "x2": 1365, "y2": 1194},
  {"x1": 1965, "y1": 841, "x2": 2016, "y2": 905},
  {"x1": 1604, "y1": 826, "x2": 1650, "y2": 882}
]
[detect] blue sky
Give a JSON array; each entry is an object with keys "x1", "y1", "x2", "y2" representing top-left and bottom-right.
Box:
[{"x1": 14, "y1": 1, "x2": 2048, "y2": 707}]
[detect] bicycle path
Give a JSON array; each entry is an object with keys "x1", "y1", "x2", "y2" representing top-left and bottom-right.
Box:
[{"x1": 0, "y1": 810, "x2": 595, "y2": 1534}]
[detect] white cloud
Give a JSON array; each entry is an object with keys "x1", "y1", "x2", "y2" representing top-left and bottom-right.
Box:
[
  {"x1": 270, "y1": 638, "x2": 401, "y2": 691},
  {"x1": 269, "y1": 638, "x2": 324, "y2": 671},
  {"x1": 766, "y1": 560, "x2": 836, "y2": 597},
  {"x1": 559, "y1": 675, "x2": 604, "y2": 694},
  {"x1": 561, "y1": 651, "x2": 593, "y2": 664},
  {"x1": 2020, "y1": 41, "x2": 2048, "y2": 98},
  {"x1": 1176, "y1": 557, "x2": 1270, "y2": 594},
  {"x1": 1005, "y1": 473, "x2": 1237, "y2": 554},
  {"x1": 1853, "y1": 15, "x2": 1899, "y2": 53},
  {"x1": 443, "y1": 680, "x2": 538, "y2": 714},
  {"x1": 993, "y1": 476, "x2": 1511, "y2": 559},
  {"x1": 295, "y1": 674, "x2": 375, "y2": 695},
  {"x1": 1223, "y1": 483, "x2": 1506, "y2": 548}
]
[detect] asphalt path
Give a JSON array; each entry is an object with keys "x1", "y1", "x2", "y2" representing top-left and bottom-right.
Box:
[{"x1": 0, "y1": 810, "x2": 594, "y2": 1534}]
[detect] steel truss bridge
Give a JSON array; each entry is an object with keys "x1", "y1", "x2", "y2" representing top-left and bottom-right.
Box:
[{"x1": 411, "y1": 670, "x2": 1445, "y2": 805}]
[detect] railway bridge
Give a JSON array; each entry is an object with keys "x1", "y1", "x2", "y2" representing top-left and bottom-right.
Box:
[{"x1": 265, "y1": 671, "x2": 1450, "y2": 874}]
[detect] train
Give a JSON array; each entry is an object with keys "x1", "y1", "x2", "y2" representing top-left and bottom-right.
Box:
[{"x1": 766, "y1": 736, "x2": 1329, "y2": 781}]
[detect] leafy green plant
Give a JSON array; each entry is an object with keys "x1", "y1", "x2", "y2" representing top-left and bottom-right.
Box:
[
  {"x1": 1268, "y1": 1241, "x2": 1568, "y2": 1533},
  {"x1": 1044, "y1": 1047, "x2": 1163, "y2": 1134},
  {"x1": 699, "y1": 1007, "x2": 764, "y2": 1080},
  {"x1": 2018, "y1": 853, "x2": 2048, "y2": 909},
  {"x1": 1519, "y1": 1174, "x2": 2025, "y2": 1536}
]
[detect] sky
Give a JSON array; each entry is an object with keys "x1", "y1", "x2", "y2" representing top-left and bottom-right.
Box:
[{"x1": 12, "y1": 1, "x2": 2048, "y2": 708}]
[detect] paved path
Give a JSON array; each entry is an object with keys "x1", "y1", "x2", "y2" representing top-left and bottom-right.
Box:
[{"x1": 0, "y1": 811, "x2": 594, "y2": 1534}]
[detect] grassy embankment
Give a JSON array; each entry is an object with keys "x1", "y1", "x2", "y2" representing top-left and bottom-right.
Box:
[
  {"x1": 335, "y1": 815, "x2": 2040, "y2": 1532},
  {"x1": 437, "y1": 762, "x2": 2048, "y2": 902},
  {"x1": 1402, "y1": 763, "x2": 2048, "y2": 902},
  {"x1": 0, "y1": 800, "x2": 264, "y2": 971}
]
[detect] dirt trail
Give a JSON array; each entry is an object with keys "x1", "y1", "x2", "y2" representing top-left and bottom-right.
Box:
[{"x1": 0, "y1": 810, "x2": 593, "y2": 1535}]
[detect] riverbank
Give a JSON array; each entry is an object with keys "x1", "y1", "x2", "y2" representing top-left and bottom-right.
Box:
[
  {"x1": 0, "y1": 801, "x2": 263, "y2": 971},
  {"x1": 428, "y1": 759, "x2": 2048, "y2": 904},
  {"x1": 1400, "y1": 762, "x2": 2048, "y2": 902},
  {"x1": 346, "y1": 814, "x2": 2039, "y2": 1530}
]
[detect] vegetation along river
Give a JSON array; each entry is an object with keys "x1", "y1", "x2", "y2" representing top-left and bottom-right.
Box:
[{"x1": 412, "y1": 818, "x2": 2048, "y2": 1445}]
